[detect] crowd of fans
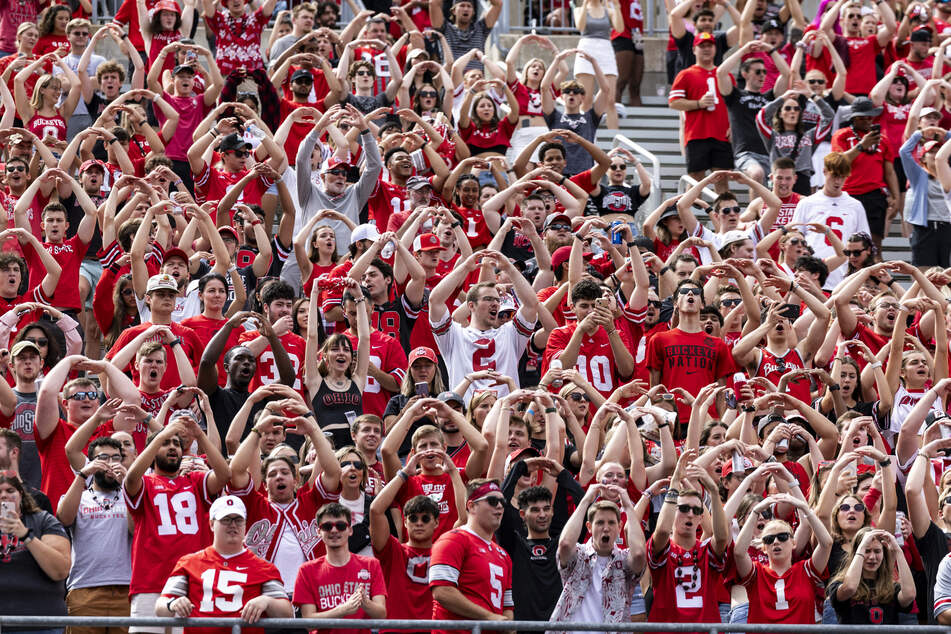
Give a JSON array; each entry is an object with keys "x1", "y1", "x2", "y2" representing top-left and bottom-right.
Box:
[{"x1": 9, "y1": 0, "x2": 951, "y2": 632}]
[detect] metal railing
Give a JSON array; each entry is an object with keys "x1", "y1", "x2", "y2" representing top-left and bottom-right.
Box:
[
  {"x1": 613, "y1": 133, "x2": 662, "y2": 225},
  {"x1": 2, "y1": 616, "x2": 950, "y2": 634},
  {"x1": 678, "y1": 174, "x2": 718, "y2": 202}
]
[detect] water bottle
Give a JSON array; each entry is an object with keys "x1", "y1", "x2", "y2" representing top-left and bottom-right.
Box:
[
  {"x1": 705, "y1": 77, "x2": 717, "y2": 111},
  {"x1": 550, "y1": 358, "x2": 563, "y2": 388}
]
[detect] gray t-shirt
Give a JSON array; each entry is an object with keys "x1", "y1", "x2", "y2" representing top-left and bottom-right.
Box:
[
  {"x1": 9, "y1": 390, "x2": 39, "y2": 490},
  {"x1": 268, "y1": 33, "x2": 303, "y2": 66},
  {"x1": 544, "y1": 107, "x2": 602, "y2": 175},
  {"x1": 441, "y1": 18, "x2": 490, "y2": 71},
  {"x1": 64, "y1": 486, "x2": 133, "y2": 590},
  {"x1": 928, "y1": 177, "x2": 951, "y2": 223}
]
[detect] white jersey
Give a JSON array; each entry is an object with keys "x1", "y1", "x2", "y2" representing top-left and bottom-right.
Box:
[
  {"x1": 790, "y1": 191, "x2": 869, "y2": 290},
  {"x1": 431, "y1": 310, "x2": 535, "y2": 404},
  {"x1": 888, "y1": 384, "x2": 943, "y2": 438}
]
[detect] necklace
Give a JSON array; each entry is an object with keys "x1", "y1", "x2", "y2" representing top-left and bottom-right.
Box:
[{"x1": 89, "y1": 487, "x2": 120, "y2": 511}]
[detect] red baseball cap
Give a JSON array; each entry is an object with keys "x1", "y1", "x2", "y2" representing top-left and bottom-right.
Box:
[
  {"x1": 551, "y1": 245, "x2": 593, "y2": 271},
  {"x1": 412, "y1": 233, "x2": 442, "y2": 252},
  {"x1": 322, "y1": 156, "x2": 350, "y2": 173},
  {"x1": 720, "y1": 455, "x2": 754, "y2": 479},
  {"x1": 152, "y1": 0, "x2": 181, "y2": 14},
  {"x1": 219, "y1": 226, "x2": 239, "y2": 242},
  {"x1": 694, "y1": 31, "x2": 716, "y2": 46},
  {"x1": 164, "y1": 247, "x2": 189, "y2": 264},
  {"x1": 408, "y1": 346, "x2": 437, "y2": 365},
  {"x1": 79, "y1": 159, "x2": 106, "y2": 173}
]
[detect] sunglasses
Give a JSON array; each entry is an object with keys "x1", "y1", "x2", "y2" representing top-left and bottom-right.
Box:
[
  {"x1": 25, "y1": 337, "x2": 48, "y2": 347},
  {"x1": 407, "y1": 513, "x2": 433, "y2": 523},
  {"x1": 340, "y1": 460, "x2": 365, "y2": 470},
  {"x1": 67, "y1": 391, "x2": 99, "y2": 401},
  {"x1": 843, "y1": 249, "x2": 866, "y2": 256},
  {"x1": 418, "y1": 90, "x2": 438, "y2": 98},
  {"x1": 718, "y1": 206, "x2": 741, "y2": 215},
  {"x1": 568, "y1": 392, "x2": 590, "y2": 402},
  {"x1": 839, "y1": 502, "x2": 866, "y2": 513},
  {"x1": 548, "y1": 223, "x2": 571, "y2": 231},
  {"x1": 354, "y1": 70, "x2": 373, "y2": 77},
  {"x1": 720, "y1": 298, "x2": 741, "y2": 307},
  {"x1": 609, "y1": 164, "x2": 626, "y2": 170},
  {"x1": 807, "y1": 79, "x2": 826, "y2": 85},
  {"x1": 648, "y1": 300, "x2": 662, "y2": 308},
  {"x1": 72, "y1": 31, "x2": 90, "y2": 37},
  {"x1": 319, "y1": 520, "x2": 349, "y2": 532},
  {"x1": 762, "y1": 532, "x2": 792, "y2": 544},
  {"x1": 325, "y1": 168, "x2": 348, "y2": 176},
  {"x1": 751, "y1": 68, "x2": 767, "y2": 76},
  {"x1": 481, "y1": 496, "x2": 505, "y2": 507},
  {"x1": 6, "y1": 165, "x2": 25, "y2": 173},
  {"x1": 121, "y1": 287, "x2": 135, "y2": 296},
  {"x1": 786, "y1": 238, "x2": 805, "y2": 246},
  {"x1": 563, "y1": 87, "x2": 585, "y2": 95},
  {"x1": 228, "y1": 150, "x2": 250, "y2": 159},
  {"x1": 678, "y1": 287, "x2": 702, "y2": 296},
  {"x1": 678, "y1": 504, "x2": 704, "y2": 515},
  {"x1": 782, "y1": 105, "x2": 801, "y2": 112}
]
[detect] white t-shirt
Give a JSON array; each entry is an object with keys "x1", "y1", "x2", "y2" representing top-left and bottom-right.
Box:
[
  {"x1": 573, "y1": 554, "x2": 611, "y2": 633},
  {"x1": 135, "y1": 280, "x2": 202, "y2": 323},
  {"x1": 790, "y1": 190, "x2": 869, "y2": 290},
  {"x1": 57, "y1": 51, "x2": 105, "y2": 118}
]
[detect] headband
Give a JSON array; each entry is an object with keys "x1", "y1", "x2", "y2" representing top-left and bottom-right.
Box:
[{"x1": 467, "y1": 481, "x2": 502, "y2": 503}]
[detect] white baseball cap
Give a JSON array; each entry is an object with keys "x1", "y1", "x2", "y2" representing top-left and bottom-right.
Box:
[
  {"x1": 209, "y1": 495, "x2": 247, "y2": 520},
  {"x1": 349, "y1": 223, "x2": 381, "y2": 246}
]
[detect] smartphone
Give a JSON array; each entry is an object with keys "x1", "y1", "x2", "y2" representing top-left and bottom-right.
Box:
[
  {"x1": 415, "y1": 382, "x2": 429, "y2": 398},
  {"x1": 345, "y1": 411, "x2": 357, "y2": 425},
  {"x1": 725, "y1": 390, "x2": 737, "y2": 410},
  {"x1": 0, "y1": 500, "x2": 13, "y2": 520},
  {"x1": 778, "y1": 303, "x2": 801, "y2": 320},
  {"x1": 871, "y1": 123, "x2": 881, "y2": 134}
]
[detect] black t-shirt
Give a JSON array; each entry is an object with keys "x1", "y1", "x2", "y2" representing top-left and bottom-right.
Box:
[
  {"x1": 62, "y1": 192, "x2": 104, "y2": 259},
  {"x1": 544, "y1": 108, "x2": 602, "y2": 176},
  {"x1": 914, "y1": 521, "x2": 949, "y2": 624},
  {"x1": 343, "y1": 92, "x2": 391, "y2": 115},
  {"x1": 585, "y1": 184, "x2": 648, "y2": 217},
  {"x1": 0, "y1": 511, "x2": 68, "y2": 619},
  {"x1": 208, "y1": 385, "x2": 251, "y2": 453},
  {"x1": 381, "y1": 393, "x2": 435, "y2": 459},
  {"x1": 723, "y1": 88, "x2": 773, "y2": 156},
  {"x1": 828, "y1": 580, "x2": 912, "y2": 624},
  {"x1": 673, "y1": 31, "x2": 730, "y2": 77}
]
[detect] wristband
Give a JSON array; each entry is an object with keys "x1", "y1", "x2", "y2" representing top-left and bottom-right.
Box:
[
  {"x1": 250, "y1": 427, "x2": 261, "y2": 436},
  {"x1": 544, "y1": 406, "x2": 557, "y2": 414},
  {"x1": 828, "y1": 385, "x2": 840, "y2": 391},
  {"x1": 397, "y1": 469, "x2": 409, "y2": 481},
  {"x1": 664, "y1": 488, "x2": 679, "y2": 501},
  {"x1": 210, "y1": 127, "x2": 219, "y2": 137},
  {"x1": 20, "y1": 528, "x2": 35, "y2": 545},
  {"x1": 108, "y1": 137, "x2": 119, "y2": 144},
  {"x1": 741, "y1": 405, "x2": 756, "y2": 412},
  {"x1": 450, "y1": 221, "x2": 461, "y2": 228},
  {"x1": 879, "y1": 459, "x2": 890, "y2": 467},
  {"x1": 658, "y1": 421, "x2": 670, "y2": 429},
  {"x1": 303, "y1": 411, "x2": 315, "y2": 418},
  {"x1": 626, "y1": 241, "x2": 637, "y2": 248},
  {"x1": 174, "y1": 179, "x2": 184, "y2": 187},
  {"x1": 359, "y1": 128, "x2": 370, "y2": 136},
  {"x1": 788, "y1": 281, "x2": 796, "y2": 293},
  {"x1": 868, "y1": 362, "x2": 883, "y2": 370},
  {"x1": 855, "y1": 551, "x2": 866, "y2": 558},
  {"x1": 780, "y1": 226, "x2": 788, "y2": 235},
  {"x1": 251, "y1": 220, "x2": 262, "y2": 227},
  {"x1": 142, "y1": 413, "x2": 153, "y2": 426},
  {"x1": 559, "y1": 176, "x2": 566, "y2": 185}
]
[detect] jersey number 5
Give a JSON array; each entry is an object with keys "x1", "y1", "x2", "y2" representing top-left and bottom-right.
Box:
[{"x1": 488, "y1": 563, "x2": 504, "y2": 610}]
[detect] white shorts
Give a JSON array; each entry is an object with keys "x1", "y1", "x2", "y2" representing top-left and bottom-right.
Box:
[
  {"x1": 506, "y1": 125, "x2": 550, "y2": 164},
  {"x1": 574, "y1": 37, "x2": 618, "y2": 76},
  {"x1": 129, "y1": 593, "x2": 184, "y2": 634}
]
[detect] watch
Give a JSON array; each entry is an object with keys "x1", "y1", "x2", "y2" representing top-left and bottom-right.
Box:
[
  {"x1": 168, "y1": 338, "x2": 182, "y2": 347},
  {"x1": 20, "y1": 528, "x2": 35, "y2": 545}
]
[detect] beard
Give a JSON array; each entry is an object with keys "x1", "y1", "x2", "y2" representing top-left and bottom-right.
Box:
[
  {"x1": 154, "y1": 453, "x2": 182, "y2": 473},
  {"x1": 94, "y1": 470, "x2": 120, "y2": 491}
]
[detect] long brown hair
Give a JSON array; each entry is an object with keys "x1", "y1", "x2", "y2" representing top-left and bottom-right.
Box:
[
  {"x1": 106, "y1": 274, "x2": 136, "y2": 349},
  {"x1": 829, "y1": 527, "x2": 898, "y2": 604},
  {"x1": 0, "y1": 472, "x2": 40, "y2": 514}
]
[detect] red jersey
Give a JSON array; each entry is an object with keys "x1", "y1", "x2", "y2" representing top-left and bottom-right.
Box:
[
  {"x1": 33, "y1": 34, "x2": 69, "y2": 56},
  {"x1": 669, "y1": 65, "x2": 730, "y2": 143},
  {"x1": 181, "y1": 315, "x2": 241, "y2": 387},
  {"x1": 508, "y1": 80, "x2": 545, "y2": 117},
  {"x1": 452, "y1": 204, "x2": 491, "y2": 249},
  {"x1": 768, "y1": 192, "x2": 802, "y2": 261},
  {"x1": 35, "y1": 418, "x2": 79, "y2": 513},
  {"x1": 612, "y1": 0, "x2": 644, "y2": 41},
  {"x1": 374, "y1": 535, "x2": 433, "y2": 626},
  {"x1": 396, "y1": 472, "x2": 458, "y2": 541},
  {"x1": 163, "y1": 546, "x2": 285, "y2": 634},
  {"x1": 238, "y1": 329, "x2": 307, "y2": 400},
  {"x1": 107, "y1": 322, "x2": 203, "y2": 391},
  {"x1": 194, "y1": 165, "x2": 270, "y2": 207},
  {"x1": 111, "y1": 0, "x2": 160, "y2": 51},
  {"x1": 302, "y1": 263, "x2": 335, "y2": 298},
  {"x1": 842, "y1": 36, "x2": 883, "y2": 95},
  {"x1": 28, "y1": 113, "x2": 68, "y2": 143},
  {"x1": 543, "y1": 323, "x2": 634, "y2": 399},
  {"x1": 877, "y1": 101, "x2": 912, "y2": 158},
  {"x1": 138, "y1": 388, "x2": 172, "y2": 417},
  {"x1": 367, "y1": 179, "x2": 412, "y2": 231},
  {"x1": 741, "y1": 558, "x2": 826, "y2": 624},
  {"x1": 647, "y1": 328, "x2": 735, "y2": 420},
  {"x1": 458, "y1": 118, "x2": 516, "y2": 151},
  {"x1": 838, "y1": 322, "x2": 890, "y2": 370},
  {"x1": 647, "y1": 537, "x2": 728, "y2": 624},
  {"x1": 755, "y1": 348, "x2": 811, "y2": 404},
  {"x1": 124, "y1": 470, "x2": 215, "y2": 595},
  {"x1": 293, "y1": 554, "x2": 387, "y2": 634},
  {"x1": 25, "y1": 234, "x2": 87, "y2": 311},
  {"x1": 352, "y1": 46, "x2": 390, "y2": 96},
  {"x1": 343, "y1": 330, "x2": 407, "y2": 417},
  {"x1": 429, "y1": 527, "x2": 513, "y2": 633}
]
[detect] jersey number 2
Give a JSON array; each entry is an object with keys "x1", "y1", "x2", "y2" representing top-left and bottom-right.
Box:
[{"x1": 472, "y1": 339, "x2": 497, "y2": 371}]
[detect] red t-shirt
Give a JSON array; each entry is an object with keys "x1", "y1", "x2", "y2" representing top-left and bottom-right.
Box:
[
  {"x1": 429, "y1": 527, "x2": 513, "y2": 633},
  {"x1": 452, "y1": 204, "x2": 491, "y2": 249},
  {"x1": 543, "y1": 323, "x2": 634, "y2": 399},
  {"x1": 33, "y1": 34, "x2": 70, "y2": 56},
  {"x1": 374, "y1": 535, "x2": 433, "y2": 626},
  {"x1": 754, "y1": 348, "x2": 811, "y2": 404},
  {"x1": 25, "y1": 234, "x2": 87, "y2": 311},
  {"x1": 669, "y1": 64, "x2": 730, "y2": 143},
  {"x1": 292, "y1": 554, "x2": 387, "y2": 634},
  {"x1": 111, "y1": 0, "x2": 160, "y2": 51},
  {"x1": 193, "y1": 165, "x2": 270, "y2": 207},
  {"x1": 279, "y1": 98, "x2": 321, "y2": 168},
  {"x1": 204, "y1": 7, "x2": 268, "y2": 75},
  {"x1": 124, "y1": 470, "x2": 215, "y2": 595},
  {"x1": 647, "y1": 328, "x2": 735, "y2": 420},
  {"x1": 302, "y1": 263, "x2": 336, "y2": 298},
  {"x1": 841, "y1": 35, "x2": 883, "y2": 95},
  {"x1": 459, "y1": 118, "x2": 516, "y2": 151},
  {"x1": 180, "y1": 315, "x2": 241, "y2": 387},
  {"x1": 165, "y1": 546, "x2": 284, "y2": 634},
  {"x1": 106, "y1": 322, "x2": 203, "y2": 391},
  {"x1": 396, "y1": 472, "x2": 457, "y2": 541},
  {"x1": 238, "y1": 329, "x2": 307, "y2": 400},
  {"x1": 768, "y1": 192, "x2": 802, "y2": 261},
  {"x1": 35, "y1": 418, "x2": 79, "y2": 513},
  {"x1": 830, "y1": 127, "x2": 894, "y2": 195}
]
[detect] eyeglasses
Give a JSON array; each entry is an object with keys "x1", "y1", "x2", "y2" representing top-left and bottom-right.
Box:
[
  {"x1": 480, "y1": 496, "x2": 506, "y2": 507},
  {"x1": 720, "y1": 298, "x2": 742, "y2": 307},
  {"x1": 762, "y1": 532, "x2": 792, "y2": 545},
  {"x1": 72, "y1": 31, "x2": 90, "y2": 37},
  {"x1": 839, "y1": 502, "x2": 866, "y2": 513},
  {"x1": 548, "y1": 223, "x2": 571, "y2": 231},
  {"x1": 875, "y1": 302, "x2": 900, "y2": 311},
  {"x1": 786, "y1": 238, "x2": 805, "y2": 246},
  {"x1": 340, "y1": 459, "x2": 365, "y2": 470},
  {"x1": 609, "y1": 164, "x2": 626, "y2": 170},
  {"x1": 418, "y1": 90, "x2": 438, "y2": 98},
  {"x1": 718, "y1": 206, "x2": 741, "y2": 215},
  {"x1": 782, "y1": 105, "x2": 801, "y2": 112},
  {"x1": 354, "y1": 70, "x2": 373, "y2": 77},
  {"x1": 25, "y1": 337, "x2": 48, "y2": 347},
  {"x1": 229, "y1": 150, "x2": 249, "y2": 159},
  {"x1": 319, "y1": 520, "x2": 349, "y2": 532},
  {"x1": 843, "y1": 249, "x2": 866, "y2": 256},
  {"x1": 92, "y1": 453, "x2": 123, "y2": 463},
  {"x1": 67, "y1": 391, "x2": 99, "y2": 401},
  {"x1": 678, "y1": 287, "x2": 702, "y2": 296},
  {"x1": 5, "y1": 165, "x2": 25, "y2": 173},
  {"x1": 568, "y1": 392, "x2": 590, "y2": 402},
  {"x1": 677, "y1": 504, "x2": 704, "y2": 515},
  {"x1": 407, "y1": 513, "x2": 433, "y2": 523},
  {"x1": 807, "y1": 79, "x2": 826, "y2": 85},
  {"x1": 217, "y1": 516, "x2": 245, "y2": 526}
]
